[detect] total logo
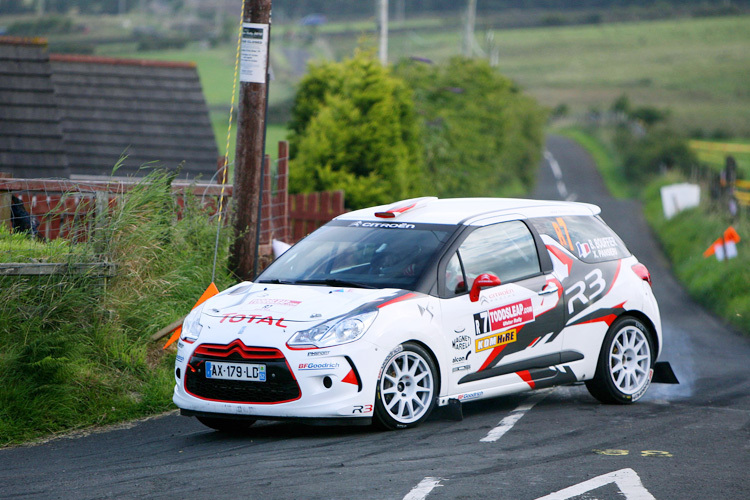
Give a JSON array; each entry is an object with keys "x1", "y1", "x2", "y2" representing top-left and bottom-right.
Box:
[
  {"x1": 457, "y1": 391, "x2": 483, "y2": 401},
  {"x1": 298, "y1": 362, "x2": 340, "y2": 370}
]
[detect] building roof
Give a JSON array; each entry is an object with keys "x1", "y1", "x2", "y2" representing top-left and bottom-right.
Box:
[
  {"x1": 0, "y1": 37, "x2": 71, "y2": 178},
  {"x1": 0, "y1": 37, "x2": 219, "y2": 180},
  {"x1": 50, "y1": 54, "x2": 219, "y2": 179}
]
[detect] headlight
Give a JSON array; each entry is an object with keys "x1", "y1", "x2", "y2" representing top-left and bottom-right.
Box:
[
  {"x1": 181, "y1": 303, "x2": 206, "y2": 343},
  {"x1": 287, "y1": 311, "x2": 378, "y2": 348}
]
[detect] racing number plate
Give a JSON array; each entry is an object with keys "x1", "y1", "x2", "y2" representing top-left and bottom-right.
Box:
[{"x1": 205, "y1": 361, "x2": 266, "y2": 382}]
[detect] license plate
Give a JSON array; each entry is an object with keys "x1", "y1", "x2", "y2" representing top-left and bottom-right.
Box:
[{"x1": 205, "y1": 361, "x2": 266, "y2": 382}]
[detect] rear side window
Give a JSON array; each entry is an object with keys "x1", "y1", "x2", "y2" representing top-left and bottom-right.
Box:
[
  {"x1": 459, "y1": 220, "x2": 541, "y2": 284},
  {"x1": 528, "y1": 216, "x2": 630, "y2": 263}
]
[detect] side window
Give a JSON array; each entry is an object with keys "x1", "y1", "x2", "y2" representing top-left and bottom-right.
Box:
[
  {"x1": 458, "y1": 221, "x2": 541, "y2": 286},
  {"x1": 444, "y1": 252, "x2": 467, "y2": 298},
  {"x1": 528, "y1": 216, "x2": 630, "y2": 263}
]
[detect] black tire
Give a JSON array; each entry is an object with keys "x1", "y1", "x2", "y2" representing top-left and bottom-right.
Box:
[
  {"x1": 196, "y1": 416, "x2": 256, "y2": 433},
  {"x1": 374, "y1": 342, "x2": 439, "y2": 430},
  {"x1": 586, "y1": 316, "x2": 654, "y2": 404}
]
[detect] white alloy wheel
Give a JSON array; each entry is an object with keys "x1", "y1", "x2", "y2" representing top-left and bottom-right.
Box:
[
  {"x1": 375, "y1": 343, "x2": 437, "y2": 429},
  {"x1": 586, "y1": 317, "x2": 654, "y2": 404},
  {"x1": 608, "y1": 325, "x2": 651, "y2": 395}
]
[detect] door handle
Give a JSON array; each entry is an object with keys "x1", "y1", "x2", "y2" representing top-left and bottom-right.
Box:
[{"x1": 539, "y1": 285, "x2": 558, "y2": 295}]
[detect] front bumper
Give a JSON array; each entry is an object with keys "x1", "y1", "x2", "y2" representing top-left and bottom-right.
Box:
[{"x1": 173, "y1": 337, "x2": 381, "y2": 420}]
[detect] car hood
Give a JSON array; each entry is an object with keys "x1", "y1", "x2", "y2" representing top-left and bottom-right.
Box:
[{"x1": 201, "y1": 282, "x2": 406, "y2": 325}]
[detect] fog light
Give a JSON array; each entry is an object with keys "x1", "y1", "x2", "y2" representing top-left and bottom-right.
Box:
[
  {"x1": 176, "y1": 368, "x2": 181, "y2": 379},
  {"x1": 323, "y1": 376, "x2": 332, "y2": 389}
]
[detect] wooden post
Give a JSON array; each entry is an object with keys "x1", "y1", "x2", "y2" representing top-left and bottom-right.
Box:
[
  {"x1": 0, "y1": 173, "x2": 12, "y2": 231},
  {"x1": 0, "y1": 191, "x2": 11, "y2": 231},
  {"x1": 229, "y1": 0, "x2": 272, "y2": 281}
]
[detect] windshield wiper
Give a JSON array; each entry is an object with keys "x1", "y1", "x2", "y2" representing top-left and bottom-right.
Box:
[
  {"x1": 295, "y1": 279, "x2": 376, "y2": 289},
  {"x1": 256, "y1": 279, "x2": 295, "y2": 284}
]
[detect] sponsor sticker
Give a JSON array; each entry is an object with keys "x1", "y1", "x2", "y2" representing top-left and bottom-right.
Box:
[
  {"x1": 247, "y1": 298, "x2": 301, "y2": 313},
  {"x1": 298, "y1": 362, "x2": 340, "y2": 371},
  {"x1": 307, "y1": 350, "x2": 331, "y2": 357},
  {"x1": 452, "y1": 352, "x2": 471, "y2": 364},
  {"x1": 474, "y1": 299, "x2": 533, "y2": 335},
  {"x1": 220, "y1": 313, "x2": 288, "y2": 328},
  {"x1": 457, "y1": 391, "x2": 483, "y2": 401},
  {"x1": 452, "y1": 335, "x2": 471, "y2": 350},
  {"x1": 348, "y1": 220, "x2": 416, "y2": 230},
  {"x1": 476, "y1": 329, "x2": 517, "y2": 353}
]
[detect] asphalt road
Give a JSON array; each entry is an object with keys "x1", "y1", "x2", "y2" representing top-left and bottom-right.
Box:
[{"x1": 1, "y1": 136, "x2": 748, "y2": 499}]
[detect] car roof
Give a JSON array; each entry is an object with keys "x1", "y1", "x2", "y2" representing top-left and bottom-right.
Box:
[{"x1": 337, "y1": 197, "x2": 601, "y2": 226}]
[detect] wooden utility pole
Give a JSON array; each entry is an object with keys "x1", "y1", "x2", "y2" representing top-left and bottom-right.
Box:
[{"x1": 229, "y1": 0, "x2": 272, "y2": 281}]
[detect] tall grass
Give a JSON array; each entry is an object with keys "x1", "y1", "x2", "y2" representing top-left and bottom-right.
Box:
[{"x1": 0, "y1": 170, "x2": 235, "y2": 446}]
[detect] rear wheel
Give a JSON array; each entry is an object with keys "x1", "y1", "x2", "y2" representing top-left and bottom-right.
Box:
[
  {"x1": 586, "y1": 316, "x2": 654, "y2": 404},
  {"x1": 196, "y1": 416, "x2": 256, "y2": 433},
  {"x1": 374, "y1": 343, "x2": 438, "y2": 430}
]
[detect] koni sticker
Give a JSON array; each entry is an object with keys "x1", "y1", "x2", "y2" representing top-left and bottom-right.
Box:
[
  {"x1": 476, "y1": 329, "x2": 517, "y2": 352},
  {"x1": 474, "y1": 299, "x2": 534, "y2": 335}
]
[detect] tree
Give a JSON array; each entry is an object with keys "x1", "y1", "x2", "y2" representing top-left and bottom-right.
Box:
[
  {"x1": 392, "y1": 57, "x2": 546, "y2": 198},
  {"x1": 288, "y1": 50, "x2": 423, "y2": 209}
]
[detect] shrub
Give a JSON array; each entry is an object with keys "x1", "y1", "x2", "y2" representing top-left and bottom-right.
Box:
[
  {"x1": 288, "y1": 50, "x2": 423, "y2": 209},
  {"x1": 393, "y1": 57, "x2": 546, "y2": 198}
]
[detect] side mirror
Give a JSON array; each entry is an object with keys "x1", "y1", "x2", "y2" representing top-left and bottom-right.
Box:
[{"x1": 469, "y1": 273, "x2": 502, "y2": 302}]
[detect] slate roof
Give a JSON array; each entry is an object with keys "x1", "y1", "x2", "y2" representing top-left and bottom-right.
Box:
[
  {"x1": 0, "y1": 37, "x2": 71, "y2": 178},
  {"x1": 0, "y1": 37, "x2": 219, "y2": 180},
  {"x1": 50, "y1": 54, "x2": 219, "y2": 179}
]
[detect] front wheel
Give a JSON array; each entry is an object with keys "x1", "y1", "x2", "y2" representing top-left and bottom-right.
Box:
[
  {"x1": 586, "y1": 317, "x2": 654, "y2": 404},
  {"x1": 374, "y1": 343, "x2": 438, "y2": 430},
  {"x1": 196, "y1": 416, "x2": 256, "y2": 433}
]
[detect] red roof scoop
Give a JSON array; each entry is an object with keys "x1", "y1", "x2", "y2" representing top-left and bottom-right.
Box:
[{"x1": 374, "y1": 197, "x2": 437, "y2": 218}]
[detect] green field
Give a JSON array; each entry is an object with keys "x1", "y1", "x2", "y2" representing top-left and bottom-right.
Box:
[
  {"x1": 386, "y1": 15, "x2": 750, "y2": 137},
  {"x1": 98, "y1": 14, "x2": 750, "y2": 144}
]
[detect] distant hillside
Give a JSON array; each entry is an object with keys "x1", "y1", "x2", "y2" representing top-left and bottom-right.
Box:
[{"x1": 3, "y1": 0, "x2": 749, "y2": 22}]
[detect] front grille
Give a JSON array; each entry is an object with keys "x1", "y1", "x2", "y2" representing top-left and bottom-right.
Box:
[{"x1": 185, "y1": 340, "x2": 301, "y2": 404}]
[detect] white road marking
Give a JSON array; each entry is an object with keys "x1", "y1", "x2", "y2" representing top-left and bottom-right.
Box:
[
  {"x1": 403, "y1": 477, "x2": 444, "y2": 500},
  {"x1": 544, "y1": 149, "x2": 576, "y2": 201},
  {"x1": 534, "y1": 468, "x2": 656, "y2": 500},
  {"x1": 480, "y1": 390, "x2": 550, "y2": 443}
]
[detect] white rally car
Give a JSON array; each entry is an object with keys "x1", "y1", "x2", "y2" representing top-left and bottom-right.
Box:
[{"x1": 173, "y1": 197, "x2": 671, "y2": 431}]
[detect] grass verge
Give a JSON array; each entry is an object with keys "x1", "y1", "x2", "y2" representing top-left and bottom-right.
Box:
[
  {"x1": 642, "y1": 173, "x2": 750, "y2": 334},
  {"x1": 0, "y1": 170, "x2": 235, "y2": 446},
  {"x1": 562, "y1": 126, "x2": 750, "y2": 336}
]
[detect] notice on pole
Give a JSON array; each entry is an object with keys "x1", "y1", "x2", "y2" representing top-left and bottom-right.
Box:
[{"x1": 240, "y1": 23, "x2": 269, "y2": 84}]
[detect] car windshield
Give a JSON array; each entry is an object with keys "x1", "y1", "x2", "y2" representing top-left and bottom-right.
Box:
[{"x1": 258, "y1": 220, "x2": 455, "y2": 290}]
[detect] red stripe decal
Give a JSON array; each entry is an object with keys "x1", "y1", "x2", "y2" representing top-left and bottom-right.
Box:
[
  {"x1": 546, "y1": 245, "x2": 573, "y2": 275},
  {"x1": 604, "y1": 259, "x2": 622, "y2": 297},
  {"x1": 517, "y1": 370, "x2": 535, "y2": 389},
  {"x1": 528, "y1": 337, "x2": 541, "y2": 347},
  {"x1": 577, "y1": 314, "x2": 618, "y2": 327},
  {"x1": 377, "y1": 293, "x2": 417, "y2": 309},
  {"x1": 478, "y1": 344, "x2": 507, "y2": 372}
]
